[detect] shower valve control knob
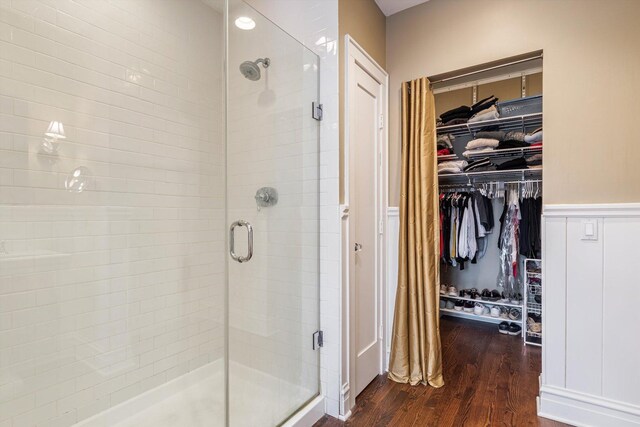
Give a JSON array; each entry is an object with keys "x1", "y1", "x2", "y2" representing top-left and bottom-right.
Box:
[
  {"x1": 354, "y1": 243, "x2": 363, "y2": 252},
  {"x1": 255, "y1": 187, "x2": 278, "y2": 208}
]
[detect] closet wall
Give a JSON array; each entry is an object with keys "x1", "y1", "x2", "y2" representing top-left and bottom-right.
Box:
[{"x1": 386, "y1": 0, "x2": 640, "y2": 205}]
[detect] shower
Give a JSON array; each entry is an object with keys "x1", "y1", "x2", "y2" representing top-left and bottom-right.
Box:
[{"x1": 239, "y1": 57, "x2": 270, "y2": 80}]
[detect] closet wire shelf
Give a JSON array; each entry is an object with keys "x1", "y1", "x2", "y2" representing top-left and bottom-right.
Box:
[
  {"x1": 464, "y1": 145, "x2": 542, "y2": 161},
  {"x1": 438, "y1": 168, "x2": 542, "y2": 186},
  {"x1": 436, "y1": 112, "x2": 543, "y2": 137}
]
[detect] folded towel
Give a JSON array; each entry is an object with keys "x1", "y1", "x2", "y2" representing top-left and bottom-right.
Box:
[
  {"x1": 468, "y1": 105, "x2": 499, "y2": 123},
  {"x1": 466, "y1": 138, "x2": 500, "y2": 150},
  {"x1": 437, "y1": 148, "x2": 451, "y2": 156}
]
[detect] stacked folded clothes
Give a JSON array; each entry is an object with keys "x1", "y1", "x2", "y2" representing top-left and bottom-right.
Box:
[
  {"x1": 437, "y1": 96, "x2": 499, "y2": 126},
  {"x1": 496, "y1": 157, "x2": 528, "y2": 170},
  {"x1": 464, "y1": 157, "x2": 497, "y2": 172},
  {"x1": 463, "y1": 138, "x2": 499, "y2": 157},
  {"x1": 438, "y1": 148, "x2": 451, "y2": 156},
  {"x1": 438, "y1": 160, "x2": 468, "y2": 174},
  {"x1": 497, "y1": 140, "x2": 529, "y2": 150},
  {"x1": 468, "y1": 105, "x2": 499, "y2": 123}
]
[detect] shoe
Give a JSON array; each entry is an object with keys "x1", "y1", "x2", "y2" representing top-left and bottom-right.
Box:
[
  {"x1": 469, "y1": 288, "x2": 479, "y2": 299},
  {"x1": 498, "y1": 321, "x2": 509, "y2": 334},
  {"x1": 534, "y1": 294, "x2": 542, "y2": 304},
  {"x1": 439, "y1": 300, "x2": 446, "y2": 309},
  {"x1": 454, "y1": 300, "x2": 464, "y2": 311},
  {"x1": 508, "y1": 323, "x2": 522, "y2": 336},
  {"x1": 447, "y1": 286, "x2": 458, "y2": 297},
  {"x1": 510, "y1": 293, "x2": 523, "y2": 305},
  {"x1": 490, "y1": 306, "x2": 500, "y2": 317},
  {"x1": 488, "y1": 290, "x2": 501, "y2": 301},
  {"x1": 528, "y1": 321, "x2": 542, "y2": 333},
  {"x1": 480, "y1": 289, "x2": 491, "y2": 300},
  {"x1": 473, "y1": 303, "x2": 484, "y2": 316},
  {"x1": 439, "y1": 284, "x2": 447, "y2": 295},
  {"x1": 463, "y1": 301, "x2": 474, "y2": 313},
  {"x1": 446, "y1": 300, "x2": 455, "y2": 310},
  {"x1": 508, "y1": 308, "x2": 522, "y2": 320},
  {"x1": 499, "y1": 307, "x2": 509, "y2": 319},
  {"x1": 482, "y1": 305, "x2": 490, "y2": 316}
]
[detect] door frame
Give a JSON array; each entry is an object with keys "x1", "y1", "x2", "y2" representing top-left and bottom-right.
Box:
[{"x1": 341, "y1": 34, "x2": 388, "y2": 416}]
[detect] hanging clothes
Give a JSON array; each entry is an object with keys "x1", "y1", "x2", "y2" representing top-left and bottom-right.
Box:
[
  {"x1": 497, "y1": 188, "x2": 521, "y2": 299},
  {"x1": 439, "y1": 191, "x2": 494, "y2": 270}
]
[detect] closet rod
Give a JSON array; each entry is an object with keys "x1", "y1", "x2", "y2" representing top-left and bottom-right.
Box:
[
  {"x1": 439, "y1": 179, "x2": 542, "y2": 189},
  {"x1": 428, "y1": 55, "x2": 543, "y2": 85}
]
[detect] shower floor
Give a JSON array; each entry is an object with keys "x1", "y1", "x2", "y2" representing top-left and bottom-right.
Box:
[{"x1": 78, "y1": 360, "x2": 314, "y2": 427}]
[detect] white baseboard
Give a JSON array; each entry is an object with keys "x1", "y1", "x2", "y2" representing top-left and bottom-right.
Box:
[
  {"x1": 539, "y1": 384, "x2": 640, "y2": 426},
  {"x1": 283, "y1": 395, "x2": 325, "y2": 427},
  {"x1": 338, "y1": 410, "x2": 352, "y2": 421}
]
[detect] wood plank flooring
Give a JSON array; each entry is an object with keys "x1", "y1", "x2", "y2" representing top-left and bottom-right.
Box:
[{"x1": 314, "y1": 317, "x2": 569, "y2": 427}]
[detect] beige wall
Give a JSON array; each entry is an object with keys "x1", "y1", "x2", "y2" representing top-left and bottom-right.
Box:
[
  {"x1": 339, "y1": 0, "x2": 386, "y2": 202},
  {"x1": 387, "y1": 0, "x2": 640, "y2": 205}
]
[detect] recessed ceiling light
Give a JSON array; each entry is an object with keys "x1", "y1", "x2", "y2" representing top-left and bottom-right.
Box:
[{"x1": 235, "y1": 16, "x2": 255, "y2": 30}]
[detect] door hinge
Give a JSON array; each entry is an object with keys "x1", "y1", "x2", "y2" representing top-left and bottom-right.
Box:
[
  {"x1": 378, "y1": 113, "x2": 384, "y2": 129},
  {"x1": 313, "y1": 330, "x2": 324, "y2": 349},
  {"x1": 312, "y1": 102, "x2": 323, "y2": 121}
]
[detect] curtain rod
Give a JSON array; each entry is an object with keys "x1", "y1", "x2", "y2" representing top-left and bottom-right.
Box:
[{"x1": 427, "y1": 55, "x2": 543, "y2": 85}]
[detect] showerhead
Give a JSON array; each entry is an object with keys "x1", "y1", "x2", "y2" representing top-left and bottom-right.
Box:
[{"x1": 239, "y1": 57, "x2": 270, "y2": 81}]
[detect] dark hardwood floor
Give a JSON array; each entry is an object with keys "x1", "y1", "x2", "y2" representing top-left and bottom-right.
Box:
[{"x1": 314, "y1": 317, "x2": 569, "y2": 427}]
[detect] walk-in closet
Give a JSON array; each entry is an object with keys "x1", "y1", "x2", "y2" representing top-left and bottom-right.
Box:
[{"x1": 434, "y1": 52, "x2": 544, "y2": 346}]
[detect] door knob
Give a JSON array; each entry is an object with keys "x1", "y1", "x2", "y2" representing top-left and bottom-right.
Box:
[{"x1": 354, "y1": 243, "x2": 362, "y2": 252}]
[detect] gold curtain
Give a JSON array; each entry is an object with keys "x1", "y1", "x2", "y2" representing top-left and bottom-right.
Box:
[{"x1": 388, "y1": 77, "x2": 444, "y2": 388}]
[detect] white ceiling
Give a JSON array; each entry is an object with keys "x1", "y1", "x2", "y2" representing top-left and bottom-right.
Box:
[{"x1": 374, "y1": 0, "x2": 430, "y2": 16}]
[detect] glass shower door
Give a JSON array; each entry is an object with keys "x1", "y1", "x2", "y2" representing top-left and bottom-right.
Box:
[{"x1": 226, "y1": 1, "x2": 321, "y2": 425}]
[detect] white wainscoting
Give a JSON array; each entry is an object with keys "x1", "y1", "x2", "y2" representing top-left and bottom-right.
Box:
[
  {"x1": 386, "y1": 207, "x2": 399, "y2": 369},
  {"x1": 540, "y1": 203, "x2": 640, "y2": 427}
]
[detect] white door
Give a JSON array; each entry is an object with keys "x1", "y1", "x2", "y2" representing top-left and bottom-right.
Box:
[{"x1": 348, "y1": 55, "x2": 385, "y2": 397}]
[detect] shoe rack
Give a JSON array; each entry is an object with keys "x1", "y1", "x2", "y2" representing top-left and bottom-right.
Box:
[
  {"x1": 523, "y1": 258, "x2": 542, "y2": 346},
  {"x1": 439, "y1": 290, "x2": 524, "y2": 335}
]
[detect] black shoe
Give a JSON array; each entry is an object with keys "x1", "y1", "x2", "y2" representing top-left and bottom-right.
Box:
[
  {"x1": 454, "y1": 300, "x2": 464, "y2": 311},
  {"x1": 463, "y1": 301, "x2": 475, "y2": 312},
  {"x1": 498, "y1": 321, "x2": 509, "y2": 335},
  {"x1": 481, "y1": 289, "x2": 491, "y2": 300},
  {"x1": 534, "y1": 294, "x2": 542, "y2": 304},
  {"x1": 508, "y1": 323, "x2": 522, "y2": 336},
  {"x1": 488, "y1": 289, "x2": 501, "y2": 301}
]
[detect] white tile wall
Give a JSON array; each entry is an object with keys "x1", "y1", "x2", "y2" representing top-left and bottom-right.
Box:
[{"x1": 0, "y1": 1, "x2": 225, "y2": 426}]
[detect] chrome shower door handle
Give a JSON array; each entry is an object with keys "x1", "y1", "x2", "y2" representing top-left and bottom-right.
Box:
[{"x1": 229, "y1": 220, "x2": 253, "y2": 263}]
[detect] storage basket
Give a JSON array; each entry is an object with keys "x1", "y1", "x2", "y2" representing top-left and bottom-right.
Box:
[{"x1": 497, "y1": 95, "x2": 542, "y2": 118}]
